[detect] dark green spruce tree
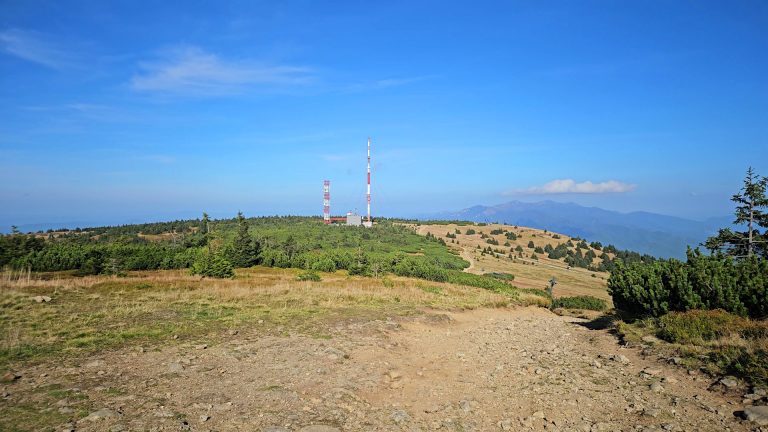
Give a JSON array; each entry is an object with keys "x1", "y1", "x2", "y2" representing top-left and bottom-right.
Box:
[
  {"x1": 705, "y1": 167, "x2": 768, "y2": 258},
  {"x1": 225, "y1": 212, "x2": 260, "y2": 268}
]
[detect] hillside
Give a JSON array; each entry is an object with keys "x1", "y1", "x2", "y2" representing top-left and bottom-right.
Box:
[
  {"x1": 408, "y1": 222, "x2": 613, "y2": 301},
  {"x1": 431, "y1": 200, "x2": 728, "y2": 259}
]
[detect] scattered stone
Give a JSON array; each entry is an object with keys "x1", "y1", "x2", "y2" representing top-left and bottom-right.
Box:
[
  {"x1": 32, "y1": 295, "x2": 52, "y2": 303},
  {"x1": 391, "y1": 409, "x2": 410, "y2": 424},
  {"x1": 228, "y1": 329, "x2": 238, "y2": 336},
  {"x1": 1, "y1": 372, "x2": 20, "y2": 383},
  {"x1": 200, "y1": 414, "x2": 210, "y2": 422},
  {"x1": 669, "y1": 357, "x2": 682, "y2": 365},
  {"x1": 168, "y1": 362, "x2": 184, "y2": 373},
  {"x1": 642, "y1": 408, "x2": 660, "y2": 418},
  {"x1": 650, "y1": 382, "x2": 664, "y2": 392},
  {"x1": 662, "y1": 376, "x2": 677, "y2": 384},
  {"x1": 641, "y1": 367, "x2": 662, "y2": 377},
  {"x1": 195, "y1": 344, "x2": 208, "y2": 350},
  {"x1": 611, "y1": 354, "x2": 630, "y2": 364},
  {"x1": 154, "y1": 406, "x2": 174, "y2": 417},
  {"x1": 84, "y1": 408, "x2": 117, "y2": 421},
  {"x1": 110, "y1": 425, "x2": 125, "y2": 432},
  {"x1": 84, "y1": 359, "x2": 105, "y2": 368},
  {"x1": 591, "y1": 359, "x2": 602, "y2": 368},
  {"x1": 532, "y1": 411, "x2": 545, "y2": 419},
  {"x1": 298, "y1": 426, "x2": 341, "y2": 432},
  {"x1": 498, "y1": 419, "x2": 514, "y2": 430},
  {"x1": 459, "y1": 399, "x2": 472, "y2": 412},
  {"x1": 719, "y1": 376, "x2": 738, "y2": 388},
  {"x1": 743, "y1": 406, "x2": 768, "y2": 426},
  {"x1": 324, "y1": 347, "x2": 348, "y2": 360}
]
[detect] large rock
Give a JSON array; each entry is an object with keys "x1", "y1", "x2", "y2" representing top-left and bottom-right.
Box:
[{"x1": 743, "y1": 406, "x2": 768, "y2": 426}]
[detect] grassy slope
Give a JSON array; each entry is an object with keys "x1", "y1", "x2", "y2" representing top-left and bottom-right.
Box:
[{"x1": 410, "y1": 223, "x2": 612, "y2": 302}]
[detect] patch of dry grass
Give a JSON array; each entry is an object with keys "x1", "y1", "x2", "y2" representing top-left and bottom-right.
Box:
[
  {"x1": 409, "y1": 223, "x2": 612, "y2": 303},
  {"x1": 0, "y1": 267, "x2": 516, "y2": 368},
  {"x1": 616, "y1": 310, "x2": 768, "y2": 386}
]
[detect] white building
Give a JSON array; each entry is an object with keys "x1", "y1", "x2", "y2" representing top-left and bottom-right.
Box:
[{"x1": 345, "y1": 212, "x2": 362, "y2": 226}]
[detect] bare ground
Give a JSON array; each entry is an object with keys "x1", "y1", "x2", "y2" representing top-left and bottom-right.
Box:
[{"x1": 6, "y1": 307, "x2": 753, "y2": 431}]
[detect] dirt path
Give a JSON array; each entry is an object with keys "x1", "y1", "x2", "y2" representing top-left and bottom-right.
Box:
[
  {"x1": 459, "y1": 246, "x2": 477, "y2": 273},
  {"x1": 15, "y1": 308, "x2": 753, "y2": 431}
]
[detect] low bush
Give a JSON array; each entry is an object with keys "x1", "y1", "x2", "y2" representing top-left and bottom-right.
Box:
[
  {"x1": 190, "y1": 253, "x2": 234, "y2": 278},
  {"x1": 551, "y1": 295, "x2": 607, "y2": 311},
  {"x1": 486, "y1": 272, "x2": 515, "y2": 281},
  {"x1": 608, "y1": 249, "x2": 767, "y2": 318},
  {"x1": 296, "y1": 270, "x2": 321, "y2": 282}
]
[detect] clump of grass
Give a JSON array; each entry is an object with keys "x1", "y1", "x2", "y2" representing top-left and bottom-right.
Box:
[
  {"x1": 485, "y1": 272, "x2": 515, "y2": 281},
  {"x1": 657, "y1": 310, "x2": 745, "y2": 344},
  {"x1": 296, "y1": 271, "x2": 321, "y2": 282},
  {"x1": 551, "y1": 295, "x2": 607, "y2": 311},
  {"x1": 418, "y1": 284, "x2": 443, "y2": 295},
  {"x1": 617, "y1": 309, "x2": 768, "y2": 386}
]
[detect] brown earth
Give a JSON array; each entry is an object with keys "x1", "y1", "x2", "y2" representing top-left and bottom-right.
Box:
[{"x1": 7, "y1": 307, "x2": 753, "y2": 431}]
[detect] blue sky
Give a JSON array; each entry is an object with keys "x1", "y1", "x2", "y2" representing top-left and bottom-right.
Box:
[{"x1": 1, "y1": 1, "x2": 767, "y2": 229}]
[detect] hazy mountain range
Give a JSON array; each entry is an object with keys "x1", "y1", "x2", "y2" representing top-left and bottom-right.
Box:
[{"x1": 430, "y1": 201, "x2": 731, "y2": 259}]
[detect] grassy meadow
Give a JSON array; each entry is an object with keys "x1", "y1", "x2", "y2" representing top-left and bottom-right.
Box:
[{"x1": 0, "y1": 266, "x2": 553, "y2": 369}]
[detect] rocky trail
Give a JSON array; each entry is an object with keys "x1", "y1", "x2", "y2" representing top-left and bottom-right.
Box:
[{"x1": 6, "y1": 307, "x2": 763, "y2": 431}]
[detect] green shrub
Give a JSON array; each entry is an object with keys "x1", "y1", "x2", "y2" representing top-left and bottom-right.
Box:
[
  {"x1": 608, "y1": 249, "x2": 767, "y2": 318},
  {"x1": 551, "y1": 295, "x2": 607, "y2": 311},
  {"x1": 486, "y1": 272, "x2": 515, "y2": 281},
  {"x1": 311, "y1": 257, "x2": 337, "y2": 273},
  {"x1": 296, "y1": 270, "x2": 321, "y2": 281},
  {"x1": 190, "y1": 252, "x2": 234, "y2": 278}
]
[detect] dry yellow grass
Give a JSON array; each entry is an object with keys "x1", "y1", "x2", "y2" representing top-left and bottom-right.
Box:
[
  {"x1": 407, "y1": 223, "x2": 612, "y2": 303},
  {"x1": 0, "y1": 266, "x2": 522, "y2": 368}
]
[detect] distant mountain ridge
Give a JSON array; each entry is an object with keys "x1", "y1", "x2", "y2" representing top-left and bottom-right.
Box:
[{"x1": 430, "y1": 201, "x2": 729, "y2": 259}]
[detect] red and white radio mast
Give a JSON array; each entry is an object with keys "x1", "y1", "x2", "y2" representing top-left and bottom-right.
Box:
[
  {"x1": 364, "y1": 137, "x2": 372, "y2": 227},
  {"x1": 323, "y1": 180, "x2": 330, "y2": 224}
]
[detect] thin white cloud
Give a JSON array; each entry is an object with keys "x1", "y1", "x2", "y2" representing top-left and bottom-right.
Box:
[
  {"x1": 0, "y1": 28, "x2": 76, "y2": 69},
  {"x1": 130, "y1": 46, "x2": 313, "y2": 96},
  {"x1": 345, "y1": 75, "x2": 434, "y2": 92},
  {"x1": 510, "y1": 179, "x2": 636, "y2": 195}
]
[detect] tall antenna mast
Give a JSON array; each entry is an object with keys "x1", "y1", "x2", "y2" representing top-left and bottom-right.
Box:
[
  {"x1": 323, "y1": 180, "x2": 330, "y2": 225},
  {"x1": 366, "y1": 137, "x2": 372, "y2": 226}
]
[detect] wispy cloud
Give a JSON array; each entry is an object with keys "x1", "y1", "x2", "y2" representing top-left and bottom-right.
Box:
[
  {"x1": 346, "y1": 75, "x2": 433, "y2": 92},
  {"x1": 0, "y1": 28, "x2": 77, "y2": 69},
  {"x1": 130, "y1": 46, "x2": 313, "y2": 96},
  {"x1": 508, "y1": 179, "x2": 636, "y2": 195}
]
